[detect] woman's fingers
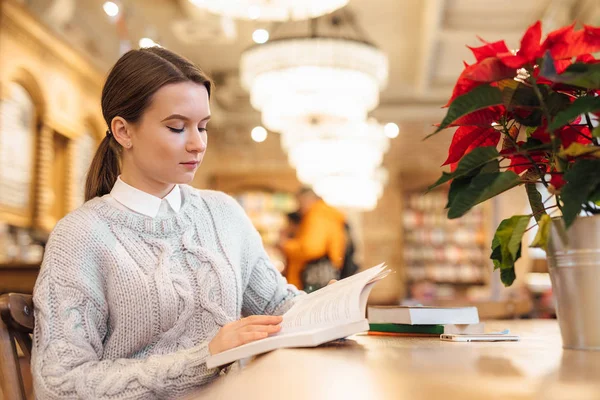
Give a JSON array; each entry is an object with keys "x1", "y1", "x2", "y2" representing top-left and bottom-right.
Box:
[
  {"x1": 243, "y1": 324, "x2": 282, "y2": 333},
  {"x1": 237, "y1": 315, "x2": 283, "y2": 327},
  {"x1": 239, "y1": 331, "x2": 269, "y2": 345}
]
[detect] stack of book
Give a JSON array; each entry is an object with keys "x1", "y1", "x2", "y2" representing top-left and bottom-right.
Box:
[{"x1": 367, "y1": 305, "x2": 482, "y2": 337}]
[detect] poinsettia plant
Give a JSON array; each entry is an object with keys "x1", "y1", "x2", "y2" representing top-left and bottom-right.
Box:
[{"x1": 428, "y1": 21, "x2": 600, "y2": 286}]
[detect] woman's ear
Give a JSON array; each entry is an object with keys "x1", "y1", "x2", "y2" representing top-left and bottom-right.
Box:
[{"x1": 111, "y1": 117, "x2": 133, "y2": 149}]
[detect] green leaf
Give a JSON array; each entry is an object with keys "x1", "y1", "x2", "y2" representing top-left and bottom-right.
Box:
[
  {"x1": 593, "y1": 126, "x2": 600, "y2": 139},
  {"x1": 499, "y1": 79, "x2": 539, "y2": 109},
  {"x1": 546, "y1": 91, "x2": 572, "y2": 116},
  {"x1": 525, "y1": 126, "x2": 537, "y2": 137},
  {"x1": 549, "y1": 97, "x2": 600, "y2": 132},
  {"x1": 520, "y1": 137, "x2": 550, "y2": 151},
  {"x1": 428, "y1": 147, "x2": 501, "y2": 191},
  {"x1": 430, "y1": 85, "x2": 503, "y2": 136},
  {"x1": 559, "y1": 143, "x2": 600, "y2": 158},
  {"x1": 490, "y1": 215, "x2": 529, "y2": 287},
  {"x1": 501, "y1": 268, "x2": 517, "y2": 286},
  {"x1": 448, "y1": 171, "x2": 521, "y2": 218},
  {"x1": 446, "y1": 173, "x2": 476, "y2": 209},
  {"x1": 530, "y1": 214, "x2": 552, "y2": 251},
  {"x1": 491, "y1": 244, "x2": 502, "y2": 270},
  {"x1": 590, "y1": 187, "x2": 600, "y2": 207},
  {"x1": 445, "y1": 159, "x2": 501, "y2": 209},
  {"x1": 561, "y1": 159, "x2": 600, "y2": 228},
  {"x1": 526, "y1": 182, "x2": 545, "y2": 222},
  {"x1": 540, "y1": 52, "x2": 600, "y2": 89},
  {"x1": 499, "y1": 216, "x2": 530, "y2": 264}
]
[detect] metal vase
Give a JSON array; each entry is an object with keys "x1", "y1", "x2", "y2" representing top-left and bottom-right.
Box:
[{"x1": 548, "y1": 214, "x2": 600, "y2": 350}]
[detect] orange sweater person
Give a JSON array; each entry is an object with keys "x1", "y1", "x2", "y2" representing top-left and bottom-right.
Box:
[{"x1": 280, "y1": 188, "x2": 346, "y2": 289}]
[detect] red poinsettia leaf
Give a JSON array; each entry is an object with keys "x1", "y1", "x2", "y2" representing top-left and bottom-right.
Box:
[
  {"x1": 576, "y1": 53, "x2": 596, "y2": 63},
  {"x1": 518, "y1": 21, "x2": 542, "y2": 61},
  {"x1": 443, "y1": 126, "x2": 500, "y2": 165},
  {"x1": 542, "y1": 24, "x2": 600, "y2": 60},
  {"x1": 452, "y1": 106, "x2": 505, "y2": 127},
  {"x1": 541, "y1": 23, "x2": 576, "y2": 59},
  {"x1": 464, "y1": 57, "x2": 516, "y2": 82},
  {"x1": 555, "y1": 59, "x2": 573, "y2": 74},
  {"x1": 444, "y1": 126, "x2": 482, "y2": 165},
  {"x1": 531, "y1": 125, "x2": 551, "y2": 143},
  {"x1": 499, "y1": 21, "x2": 543, "y2": 68},
  {"x1": 450, "y1": 161, "x2": 459, "y2": 172},
  {"x1": 444, "y1": 66, "x2": 484, "y2": 106},
  {"x1": 557, "y1": 125, "x2": 593, "y2": 148},
  {"x1": 497, "y1": 53, "x2": 527, "y2": 68},
  {"x1": 467, "y1": 39, "x2": 511, "y2": 62},
  {"x1": 508, "y1": 154, "x2": 533, "y2": 174},
  {"x1": 550, "y1": 173, "x2": 566, "y2": 190}
]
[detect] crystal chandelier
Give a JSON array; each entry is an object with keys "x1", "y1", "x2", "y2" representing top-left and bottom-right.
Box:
[
  {"x1": 313, "y1": 170, "x2": 388, "y2": 211},
  {"x1": 188, "y1": 0, "x2": 349, "y2": 21},
  {"x1": 239, "y1": 13, "x2": 391, "y2": 210},
  {"x1": 241, "y1": 37, "x2": 388, "y2": 133},
  {"x1": 281, "y1": 120, "x2": 390, "y2": 185}
]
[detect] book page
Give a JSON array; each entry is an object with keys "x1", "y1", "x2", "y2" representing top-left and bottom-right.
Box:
[{"x1": 280, "y1": 263, "x2": 387, "y2": 334}]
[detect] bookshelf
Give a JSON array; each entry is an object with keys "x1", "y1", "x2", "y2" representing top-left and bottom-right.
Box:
[{"x1": 403, "y1": 189, "x2": 489, "y2": 288}]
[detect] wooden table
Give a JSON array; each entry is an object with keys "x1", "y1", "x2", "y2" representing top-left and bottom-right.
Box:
[{"x1": 188, "y1": 320, "x2": 600, "y2": 400}]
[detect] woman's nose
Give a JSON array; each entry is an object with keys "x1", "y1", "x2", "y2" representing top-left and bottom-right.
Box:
[{"x1": 187, "y1": 131, "x2": 207, "y2": 153}]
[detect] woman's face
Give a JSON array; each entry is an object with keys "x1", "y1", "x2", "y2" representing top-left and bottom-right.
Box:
[{"x1": 118, "y1": 81, "x2": 210, "y2": 196}]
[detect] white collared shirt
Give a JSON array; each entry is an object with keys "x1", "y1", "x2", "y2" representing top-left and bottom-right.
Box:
[{"x1": 105, "y1": 176, "x2": 182, "y2": 218}]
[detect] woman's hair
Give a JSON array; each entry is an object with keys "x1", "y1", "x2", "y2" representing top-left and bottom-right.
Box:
[{"x1": 84, "y1": 47, "x2": 212, "y2": 201}]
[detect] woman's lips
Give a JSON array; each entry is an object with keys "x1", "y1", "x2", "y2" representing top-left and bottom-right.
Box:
[{"x1": 181, "y1": 161, "x2": 199, "y2": 169}]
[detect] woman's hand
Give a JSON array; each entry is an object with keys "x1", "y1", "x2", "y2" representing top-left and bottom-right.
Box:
[{"x1": 208, "y1": 315, "x2": 283, "y2": 355}]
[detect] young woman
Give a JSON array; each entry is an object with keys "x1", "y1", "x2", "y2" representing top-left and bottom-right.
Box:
[{"x1": 31, "y1": 47, "x2": 302, "y2": 399}]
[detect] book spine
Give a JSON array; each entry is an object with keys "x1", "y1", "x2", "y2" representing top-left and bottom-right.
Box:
[{"x1": 369, "y1": 323, "x2": 443, "y2": 334}]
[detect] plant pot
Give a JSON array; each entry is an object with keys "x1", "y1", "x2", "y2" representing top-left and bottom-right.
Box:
[{"x1": 548, "y1": 214, "x2": 600, "y2": 350}]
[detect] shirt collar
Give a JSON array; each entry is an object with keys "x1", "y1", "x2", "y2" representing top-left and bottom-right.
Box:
[{"x1": 110, "y1": 176, "x2": 181, "y2": 218}]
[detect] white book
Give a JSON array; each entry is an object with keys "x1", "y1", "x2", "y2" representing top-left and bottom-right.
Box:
[
  {"x1": 206, "y1": 263, "x2": 390, "y2": 369},
  {"x1": 367, "y1": 305, "x2": 479, "y2": 325}
]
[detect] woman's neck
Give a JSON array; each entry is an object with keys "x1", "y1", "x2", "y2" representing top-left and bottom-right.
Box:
[{"x1": 119, "y1": 172, "x2": 175, "y2": 199}]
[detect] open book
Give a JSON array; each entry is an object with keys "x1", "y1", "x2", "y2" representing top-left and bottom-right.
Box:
[{"x1": 206, "y1": 263, "x2": 390, "y2": 368}]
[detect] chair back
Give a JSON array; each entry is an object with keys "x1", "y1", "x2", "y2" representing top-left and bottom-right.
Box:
[{"x1": 0, "y1": 293, "x2": 34, "y2": 400}]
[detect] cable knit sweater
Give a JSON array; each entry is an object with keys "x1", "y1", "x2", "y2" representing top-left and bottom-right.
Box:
[{"x1": 31, "y1": 186, "x2": 301, "y2": 399}]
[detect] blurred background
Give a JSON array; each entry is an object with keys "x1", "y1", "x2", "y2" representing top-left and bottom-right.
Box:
[{"x1": 0, "y1": 0, "x2": 598, "y2": 319}]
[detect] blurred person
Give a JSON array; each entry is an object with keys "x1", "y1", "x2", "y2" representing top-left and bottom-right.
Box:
[
  {"x1": 31, "y1": 47, "x2": 305, "y2": 398},
  {"x1": 282, "y1": 210, "x2": 302, "y2": 240},
  {"x1": 278, "y1": 210, "x2": 302, "y2": 276},
  {"x1": 279, "y1": 187, "x2": 347, "y2": 291}
]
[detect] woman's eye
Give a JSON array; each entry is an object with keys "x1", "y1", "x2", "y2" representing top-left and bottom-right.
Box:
[
  {"x1": 198, "y1": 127, "x2": 207, "y2": 133},
  {"x1": 167, "y1": 126, "x2": 185, "y2": 133}
]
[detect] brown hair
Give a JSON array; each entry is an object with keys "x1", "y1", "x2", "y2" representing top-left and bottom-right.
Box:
[{"x1": 84, "y1": 47, "x2": 212, "y2": 201}]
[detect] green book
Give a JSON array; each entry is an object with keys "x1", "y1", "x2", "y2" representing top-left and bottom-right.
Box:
[
  {"x1": 369, "y1": 323, "x2": 485, "y2": 335},
  {"x1": 369, "y1": 323, "x2": 444, "y2": 334}
]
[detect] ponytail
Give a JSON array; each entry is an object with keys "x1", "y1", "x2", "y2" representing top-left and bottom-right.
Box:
[{"x1": 84, "y1": 134, "x2": 121, "y2": 201}]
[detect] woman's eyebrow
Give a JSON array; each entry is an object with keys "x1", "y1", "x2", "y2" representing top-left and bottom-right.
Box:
[{"x1": 161, "y1": 114, "x2": 211, "y2": 122}]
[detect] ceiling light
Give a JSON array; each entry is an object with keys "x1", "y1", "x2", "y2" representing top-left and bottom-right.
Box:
[
  {"x1": 384, "y1": 122, "x2": 399, "y2": 138},
  {"x1": 103, "y1": 1, "x2": 119, "y2": 17},
  {"x1": 241, "y1": 37, "x2": 388, "y2": 133},
  {"x1": 138, "y1": 37, "x2": 158, "y2": 48},
  {"x1": 188, "y1": 0, "x2": 349, "y2": 21},
  {"x1": 252, "y1": 29, "x2": 269, "y2": 44},
  {"x1": 251, "y1": 126, "x2": 268, "y2": 142},
  {"x1": 248, "y1": 5, "x2": 261, "y2": 20}
]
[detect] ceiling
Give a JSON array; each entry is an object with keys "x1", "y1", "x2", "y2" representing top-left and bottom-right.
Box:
[{"x1": 19, "y1": 0, "x2": 600, "y2": 178}]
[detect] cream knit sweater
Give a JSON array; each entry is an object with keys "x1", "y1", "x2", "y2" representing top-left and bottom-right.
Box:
[{"x1": 31, "y1": 186, "x2": 301, "y2": 399}]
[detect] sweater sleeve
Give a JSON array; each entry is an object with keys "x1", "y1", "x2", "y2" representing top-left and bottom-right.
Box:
[
  {"x1": 31, "y1": 217, "x2": 219, "y2": 400},
  {"x1": 205, "y1": 191, "x2": 304, "y2": 317}
]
